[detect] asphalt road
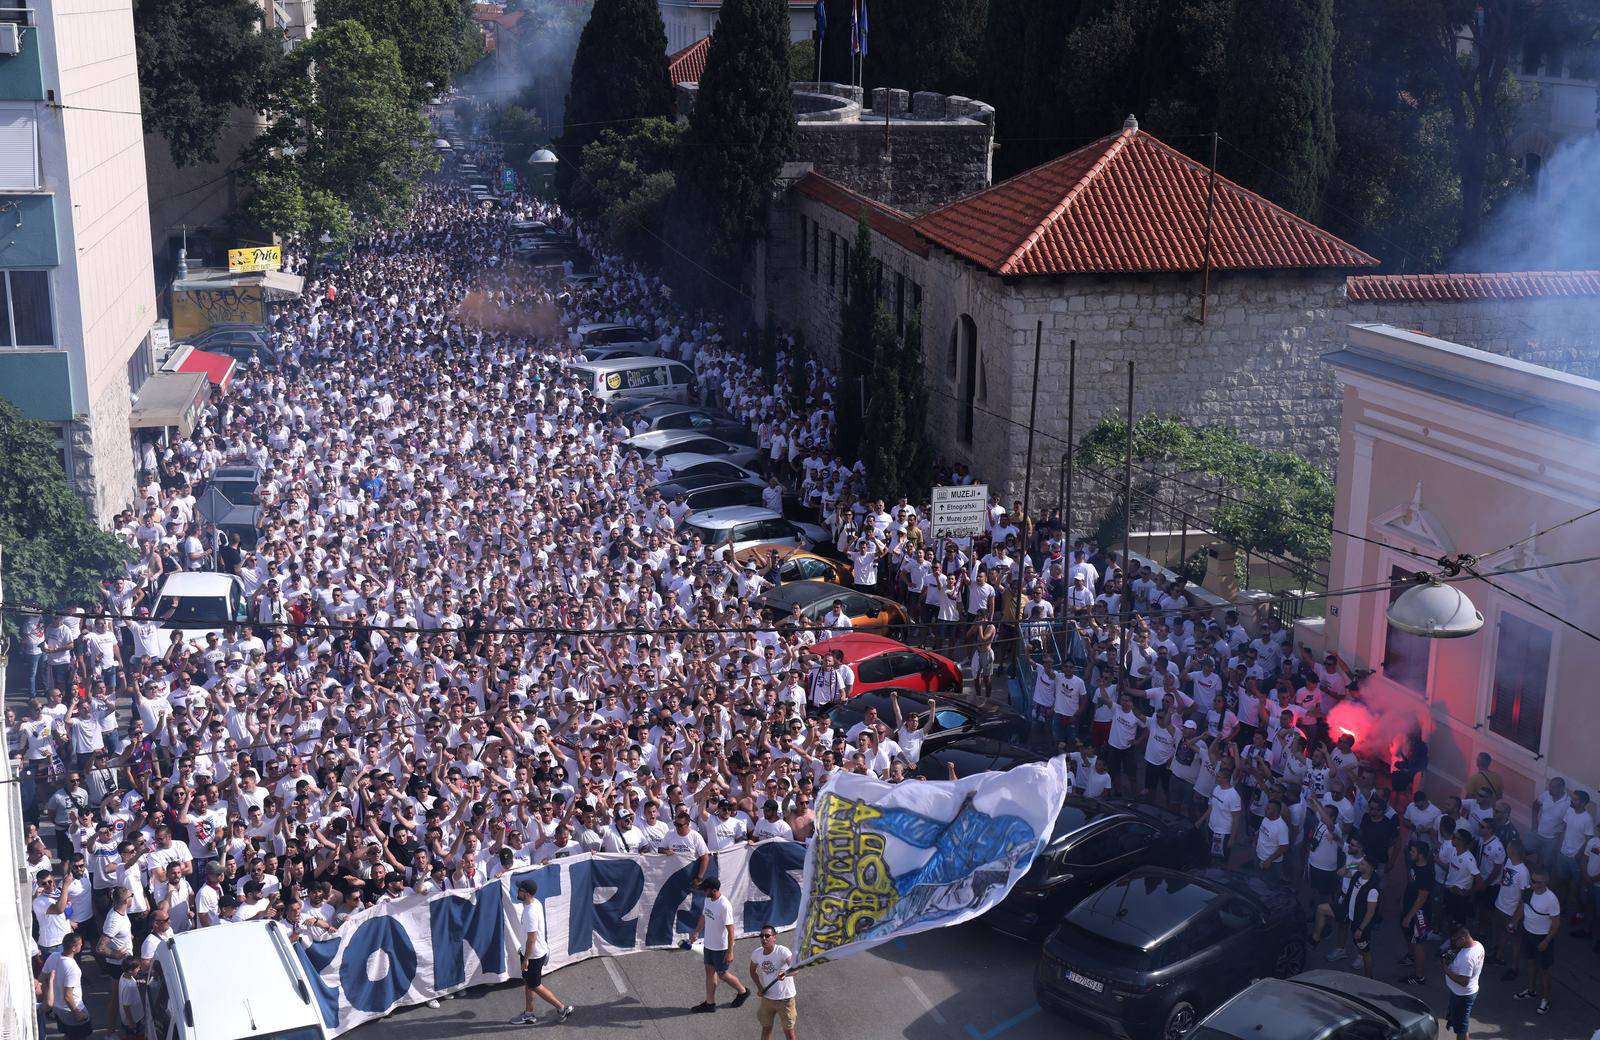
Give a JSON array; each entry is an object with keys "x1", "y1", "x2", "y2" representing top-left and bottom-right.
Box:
[{"x1": 348, "y1": 917, "x2": 1600, "y2": 1040}]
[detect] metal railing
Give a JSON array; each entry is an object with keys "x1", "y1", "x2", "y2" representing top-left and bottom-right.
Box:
[{"x1": 0, "y1": 5, "x2": 35, "y2": 27}]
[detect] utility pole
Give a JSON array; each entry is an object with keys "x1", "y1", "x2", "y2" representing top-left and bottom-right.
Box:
[
  {"x1": 1199, "y1": 130, "x2": 1219, "y2": 324},
  {"x1": 1018, "y1": 321, "x2": 1042, "y2": 612},
  {"x1": 1118, "y1": 361, "x2": 1135, "y2": 671}
]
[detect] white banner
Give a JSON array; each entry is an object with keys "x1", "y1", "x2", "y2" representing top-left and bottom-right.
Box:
[
  {"x1": 794, "y1": 760, "x2": 1069, "y2": 964},
  {"x1": 294, "y1": 841, "x2": 806, "y2": 1036}
]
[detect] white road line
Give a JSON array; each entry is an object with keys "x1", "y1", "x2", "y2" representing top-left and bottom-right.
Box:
[
  {"x1": 902, "y1": 977, "x2": 946, "y2": 1024},
  {"x1": 603, "y1": 957, "x2": 629, "y2": 994}
]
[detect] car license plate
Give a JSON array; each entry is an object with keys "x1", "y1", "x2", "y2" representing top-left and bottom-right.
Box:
[{"x1": 1064, "y1": 970, "x2": 1103, "y2": 993}]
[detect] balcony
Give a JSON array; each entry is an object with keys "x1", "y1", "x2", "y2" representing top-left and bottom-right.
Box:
[{"x1": 1512, "y1": 73, "x2": 1599, "y2": 140}]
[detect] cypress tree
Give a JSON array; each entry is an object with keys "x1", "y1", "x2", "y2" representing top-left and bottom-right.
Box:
[
  {"x1": 559, "y1": 0, "x2": 672, "y2": 187},
  {"x1": 863, "y1": 306, "x2": 906, "y2": 500},
  {"x1": 899, "y1": 310, "x2": 932, "y2": 494},
  {"x1": 1217, "y1": 0, "x2": 1336, "y2": 220},
  {"x1": 977, "y1": 0, "x2": 1081, "y2": 176},
  {"x1": 834, "y1": 216, "x2": 877, "y2": 460},
  {"x1": 668, "y1": 0, "x2": 796, "y2": 302},
  {"x1": 862, "y1": 0, "x2": 989, "y2": 96}
]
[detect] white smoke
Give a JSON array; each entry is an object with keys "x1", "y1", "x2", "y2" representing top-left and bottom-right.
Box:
[{"x1": 1452, "y1": 133, "x2": 1600, "y2": 272}]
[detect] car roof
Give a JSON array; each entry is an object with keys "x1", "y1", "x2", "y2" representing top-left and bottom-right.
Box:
[
  {"x1": 576, "y1": 322, "x2": 643, "y2": 334},
  {"x1": 1198, "y1": 978, "x2": 1377, "y2": 1040},
  {"x1": 734, "y1": 543, "x2": 824, "y2": 562},
  {"x1": 684, "y1": 505, "x2": 783, "y2": 527},
  {"x1": 661, "y1": 453, "x2": 749, "y2": 474},
  {"x1": 156, "y1": 572, "x2": 239, "y2": 596},
  {"x1": 812, "y1": 631, "x2": 905, "y2": 656},
  {"x1": 757, "y1": 580, "x2": 852, "y2": 608},
  {"x1": 654, "y1": 474, "x2": 753, "y2": 495},
  {"x1": 1066, "y1": 869, "x2": 1229, "y2": 951},
  {"x1": 573, "y1": 356, "x2": 681, "y2": 373},
  {"x1": 627, "y1": 429, "x2": 722, "y2": 449},
  {"x1": 165, "y1": 922, "x2": 316, "y2": 1037}
]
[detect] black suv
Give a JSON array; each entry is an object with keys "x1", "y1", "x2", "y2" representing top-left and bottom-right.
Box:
[
  {"x1": 986, "y1": 799, "x2": 1206, "y2": 940},
  {"x1": 1035, "y1": 867, "x2": 1308, "y2": 1040}
]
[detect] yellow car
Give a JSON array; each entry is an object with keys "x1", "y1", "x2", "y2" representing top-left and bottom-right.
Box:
[{"x1": 735, "y1": 544, "x2": 853, "y2": 585}]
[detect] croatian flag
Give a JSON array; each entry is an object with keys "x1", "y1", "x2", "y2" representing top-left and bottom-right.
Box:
[
  {"x1": 858, "y1": 0, "x2": 868, "y2": 57},
  {"x1": 850, "y1": 0, "x2": 859, "y2": 55}
]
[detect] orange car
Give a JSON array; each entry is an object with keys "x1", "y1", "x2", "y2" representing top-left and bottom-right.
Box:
[
  {"x1": 752, "y1": 581, "x2": 908, "y2": 637},
  {"x1": 734, "y1": 543, "x2": 853, "y2": 585}
]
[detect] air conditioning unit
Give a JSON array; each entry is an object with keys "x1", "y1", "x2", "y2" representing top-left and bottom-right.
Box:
[{"x1": 0, "y1": 24, "x2": 22, "y2": 56}]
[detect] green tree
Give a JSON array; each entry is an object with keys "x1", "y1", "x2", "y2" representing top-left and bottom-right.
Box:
[
  {"x1": 977, "y1": 0, "x2": 1080, "y2": 176},
  {"x1": 0, "y1": 400, "x2": 130, "y2": 634},
  {"x1": 834, "y1": 216, "x2": 877, "y2": 459},
  {"x1": 133, "y1": 0, "x2": 282, "y2": 167},
  {"x1": 789, "y1": 39, "x2": 817, "y2": 82},
  {"x1": 238, "y1": 20, "x2": 437, "y2": 260},
  {"x1": 314, "y1": 0, "x2": 481, "y2": 97},
  {"x1": 862, "y1": 0, "x2": 989, "y2": 96},
  {"x1": 899, "y1": 310, "x2": 932, "y2": 493},
  {"x1": 1218, "y1": 0, "x2": 1337, "y2": 220},
  {"x1": 667, "y1": 0, "x2": 796, "y2": 302},
  {"x1": 559, "y1": 0, "x2": 673, "y2": 185},
  {"x1": 569, "y1": 117, "x2": 682, "y2": 255},
  {"x1": 862, "y1": 306, "x2": 906, "y2": 500}
]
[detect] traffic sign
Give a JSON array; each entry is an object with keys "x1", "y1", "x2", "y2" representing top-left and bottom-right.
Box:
[
  {"x1": 194, "y1": 486, "x2": 235, "y2": 526},
  {"x1": 930, "y1": 483, "x2": 989, "y2": 537}
]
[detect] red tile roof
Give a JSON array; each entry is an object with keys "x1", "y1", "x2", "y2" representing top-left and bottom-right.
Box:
[
  {"x1": 1347, "y1": 270, "x2": 1600, "y2": 302},
  {"x1": 668, "y1": 35, "x2": 712, "y2": 85},
  {"x1": 911, "y1": 127, "x2": 1378, "y2": 276},
  {"x1": 794, "y1": 172, "x2": 929, "y2": 257}
]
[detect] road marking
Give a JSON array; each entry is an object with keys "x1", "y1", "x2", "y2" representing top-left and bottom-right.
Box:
[
  {"x1": 963, "y1": 1004, "x2": 1040, "y2": 1040},
  {"x1": 603, "y1": 957, "x2": 628, "y2": 994},
  {"x1": 902, "y1": 977, "x2": 946, "y2": 1024}
]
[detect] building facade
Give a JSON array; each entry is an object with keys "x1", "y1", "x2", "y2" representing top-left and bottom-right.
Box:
[
  {"x1": 1322, "y1": 323, "x2": 1600, "y2": 821},
  {"x1": 0, "y1": 0, "x2": 156, "y2": 524}
]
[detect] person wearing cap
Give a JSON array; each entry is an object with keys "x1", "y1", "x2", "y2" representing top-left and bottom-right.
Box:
[
  {"x1": 749, "y1": 922, "x2": 798, "y2": 1040},
  {"x1": 689, "y1": 877, "x2": 749, "y2": 1012},
  {"x1": 511, "y1": 880, "x2": 574, "y2": 1025}
]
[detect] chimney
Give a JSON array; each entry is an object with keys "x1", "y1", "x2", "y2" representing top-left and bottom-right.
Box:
[{"x1": 1122, "y1": 113, "x2": 1139, "y2": 131}]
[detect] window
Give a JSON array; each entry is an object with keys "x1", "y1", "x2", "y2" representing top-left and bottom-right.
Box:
[
  {"x1": 0, "y1": 270, "x2": 54, "y2": 348},
  {"x1": 811, "y1": 222, "x2": 820, "y2": 276},
  {"x1": 1382, "y1": 565, "x2": 1430, "y2": 695},
  {"x1": 874, "y1": 259, "x2": 884, "y2": 300},
  {"x1": 799, "y1": 215, "x2": 808, "y2": 267},
  {"x1": 894, "y1": 272, "x2": 906, "y2": 332},
  {"x1": 0, "y1": 104, "x2": 40, "y2": 190},
  {"x1": 828, "y1": 233, "x2": 837, "y2": 289},
  {"x1": 1488, "y1": 612, "x2": 1552, "y2": 752}
]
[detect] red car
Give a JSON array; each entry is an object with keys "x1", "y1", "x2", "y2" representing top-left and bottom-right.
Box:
[{"x1": 811, "y1": 633, "x2": 963, "y2": 697}]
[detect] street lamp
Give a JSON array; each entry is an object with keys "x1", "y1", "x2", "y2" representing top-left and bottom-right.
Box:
[{"x1": 1385, "y1": 574, "x2": 1483, "y2": 639}]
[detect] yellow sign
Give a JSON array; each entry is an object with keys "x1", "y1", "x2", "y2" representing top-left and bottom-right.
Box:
[{"x1": 228, "y1": 246, "x2": 282, "y2": 273}]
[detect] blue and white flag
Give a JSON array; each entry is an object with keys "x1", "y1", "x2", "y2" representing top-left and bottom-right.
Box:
[
  {"x1": 794, "y1": 758, "x2": 1070, "y2": 964},
  {"x1": 814, "y1": 0, "x2": 826, "y2": 38},
  {"x1": 858, "y1": 0, "x2": 868, "y2": 57}
]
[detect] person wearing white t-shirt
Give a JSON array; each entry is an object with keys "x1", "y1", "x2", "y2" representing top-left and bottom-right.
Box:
[
  {"x1": 1490, "y1": 842, "x2": 1530, "y2": 969},
  {"x1": 44, "y1": 933, "x2": 91, "y2": 1038},
  {"x1": 1254, "y1": 799, "x2": 1291, "y2": 874},
  {"x1": 690, "y1": 877, "x2": 749, "y2": 1012},
  {"x1": 510, "y1": 880, "x2": 573, "y2": 1025},
  {"x1": 1442, "y1": 923, "x2": 1484, "y2": 1040},
  {"x1": 1206, "y1": 769, "x2": 1243, "y2": 864},
  {"x1": 1507, "y1": 872, "x2": 1561, "y2": 1016},
  {"x1": 748, "y1": 925, "x2": 798, "y2": 1040}
]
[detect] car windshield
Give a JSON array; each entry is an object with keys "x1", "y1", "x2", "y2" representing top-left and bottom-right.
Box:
[
  {"x1": 1049, "y1": 804, "x2": 1098, "y2": 842},
  {"x1": 155, "y1": 595, "x2": 230, "y2": 626},
  {"x1": 681, "y1": 523, "x2": 719, "y2": 545}
]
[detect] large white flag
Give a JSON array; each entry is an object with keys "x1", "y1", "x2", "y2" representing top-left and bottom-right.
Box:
[{"x1": 794, "y1": 758, "x2": 1070, "y2": 963}]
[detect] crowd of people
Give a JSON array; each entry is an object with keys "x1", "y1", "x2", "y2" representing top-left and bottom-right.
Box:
[{"x1": 11, "y1": 143, "x2": 1592, "y2": 1040}]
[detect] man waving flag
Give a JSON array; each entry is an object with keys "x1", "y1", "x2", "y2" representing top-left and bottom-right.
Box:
[{"x1": 793, "y1": 758, "x2": 1070, "y2": 964}]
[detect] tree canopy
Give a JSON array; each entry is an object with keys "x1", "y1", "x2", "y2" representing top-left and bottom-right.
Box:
[
  {"x1": 667, "y1": 0, "x2": 796, "y2": 302},
  {"x1": 238, "y1": 20, "x2": 437, "y2": 255},
  {"x1": 0, "y1": 400, "x2": 130, "y2": 633},
  {"x1": 133, "y1": 0, "x2": 282, "y2": 167},
  {"x1": 571, "y1": 117, "x2": 684, "y2": 256},
  {"x1": 316, "y1": 0, "x2": 483, "y2": 97},
  {"x1": 559, "y1": 0, "x2": 673, "y2": 183}
]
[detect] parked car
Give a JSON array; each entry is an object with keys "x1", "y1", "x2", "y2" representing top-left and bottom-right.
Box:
[
  {"x1": 152, "y1": 572, "x2": 249, "y2": 647},
  {"x1": 576, "y1": 321, "x2": 653, "y2": 349},
  {"x1": 204, "y1": 464, "x2": 262, "y2": 506},
  {"x1": 733, "y1": 543, "x2": 852, "y2": 584},
  {"x1": 628, "y1": 429, "x2": 764, "y2": 470},
  {"x1": 145, "y1": 920, "x2": 321, "y2": 1040},
  {"x1": 823, "y1": 688, "x2": 1024, "y2": 752},
  {"x1": 752, "y1": 581, "x2": 907, "y2": 637},
  {"x1": 582, "y1": 344, "x2": 650, "y2": 362},
  {"x1": 623, "y1": 401, "x2": 756, "y2": 445},
  {"x1": 574, "y1": 357, "x2": 696, "y2": 406},
  {"x1": 811, "y1": 633, "x2": 961, "y2": 694},
  {"x1": 654, "y1": 454, "x2": 763, "y2": 482},
  {"x1": 179, "y1": 323, "x2": 276, "y2": 366},
  {"x1": 681, "y1": 506, "x2": 827, "y2": 554},
  {"x1": 1188, "y1": 971, "x2": 1437, "y2": 1040},
  {"x1": 211, "y1": 503, "x2": 263, "y2": 552},
  {"x1": 1035, "y1": 867, "x2": 1308, "y2": 1040},
  {"x1": 911, "y1": 737, "x2": 1045, "y2": 779},
  {"x1": 985, "y1": 799, "x2": 1207, "y2": 940}
]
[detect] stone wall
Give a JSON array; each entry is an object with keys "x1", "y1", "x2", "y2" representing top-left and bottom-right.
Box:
[
  {"x1": 1347, "y1": 295, "x2": 1600, "y2": 380},
  {"x1": 682, "y1": 81, "x2": 994, "y2": 215},
  {"x1": 71, "y1": 368, "x2": 136, "y2": 526}
]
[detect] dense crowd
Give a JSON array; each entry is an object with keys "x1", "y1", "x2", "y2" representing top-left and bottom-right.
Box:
[{"x1": 12, "y1": 152, "x2": 1592, "y2": 1040}]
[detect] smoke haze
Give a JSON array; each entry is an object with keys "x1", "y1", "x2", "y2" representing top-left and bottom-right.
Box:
[{"x1": 1451, "y1": 134, "x2": 1600, "y2": 272}]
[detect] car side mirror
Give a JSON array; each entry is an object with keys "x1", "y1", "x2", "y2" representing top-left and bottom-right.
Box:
[{"x1": 866, "y1": 607, "x2": 881, "y2": 617}]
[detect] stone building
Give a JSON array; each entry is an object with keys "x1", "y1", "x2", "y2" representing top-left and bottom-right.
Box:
[{"x1": 755, "y1": 114, "x2": 1600, "y2": 519}]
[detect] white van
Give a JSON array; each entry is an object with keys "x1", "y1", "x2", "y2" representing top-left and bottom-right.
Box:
[
  {"x1": 152, "y1": 571, "x2": 249, "y2": 647},
  {"x1": 572, "y1": 356, "x2": 695, "y2": 406},
  {"x1": 145, "y1": 921, "x2": 323, "y2": 1040}
]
